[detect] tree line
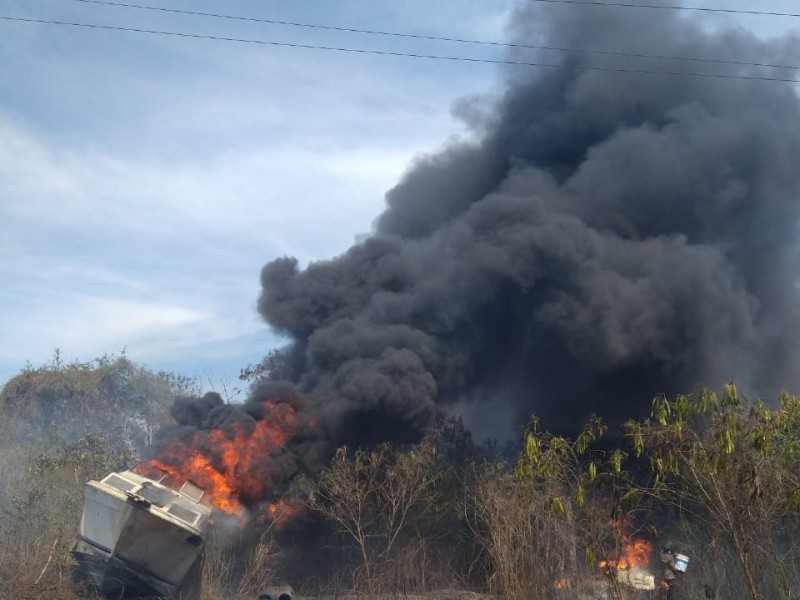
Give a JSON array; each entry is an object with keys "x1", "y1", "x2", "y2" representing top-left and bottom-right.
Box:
[
  {"x1": 290, "y1": 384, "x2": 800, "y2": 599},
  {"x1": 2, "y1": 353, "x2": 800, "y2": 599}
]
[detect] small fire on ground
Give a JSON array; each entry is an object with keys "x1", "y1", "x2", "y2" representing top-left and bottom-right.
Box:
[
  {"x1": 598, "y1": 536, "x2": 652, "y2": 571},
  {"x1": 599, "y1": 537, "x2": 656, "y2": 592},
  {"x1": 555, "y1": 537, "x2": 656, "y2": 593}
]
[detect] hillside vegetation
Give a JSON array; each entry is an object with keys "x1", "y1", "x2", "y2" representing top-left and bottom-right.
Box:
[{"x1": 2, "y1": 354, "x2": 800, "y2": 599}]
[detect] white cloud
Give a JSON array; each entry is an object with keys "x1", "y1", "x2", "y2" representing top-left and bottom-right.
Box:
[
  {"x1": 0, "y1": 110, "x2": 444, "y2": 383},
  {"x1": 0, "y1": 292, "x2": 205, "y2": 362},
  {"x1": 0, "y1": 0, "x2": 512, "y2": 386}
]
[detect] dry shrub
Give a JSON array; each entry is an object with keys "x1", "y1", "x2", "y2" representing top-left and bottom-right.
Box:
[
  {"x1": 201, "y1": 532, "x2": 278, "y2": 600},
  {"x1": 0, "y1": 445, "x2": 90, "y2": 600},
  {"x1": 236, "y1": 534, "x2": 279, "y2": 596},
  {"x1": 201, "y1": 542, "x2": 233, "y2": 600},
  {"x1": 471, "y1": 466, "x2": 570, "y2": 599},
  {"x1": 308, "y1": 442, "x2": 445, "y2": 596},
  {"x1": 0, "y1": 420, "x2": 134, "y2": 600}
]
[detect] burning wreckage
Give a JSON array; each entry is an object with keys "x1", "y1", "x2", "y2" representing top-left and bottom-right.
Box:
[
  {"x1": 71, "y1": 470, "x2": 211, "y2": 599},
  {"x1": 70, "y1": 394, "x2": 305, "y2": 599},
  {"x1": 554, "y1": 536, "x2": 689, "y2": 599},
  {"x1": 70, "y1": 467, "x2": 688, "y2": 600}
]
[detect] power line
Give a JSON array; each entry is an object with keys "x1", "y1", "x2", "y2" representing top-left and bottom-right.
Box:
[
  {"x1": 60, "y1": 0, "x2": 800, "y2": 71},
  {"x1": 527, "y1": 0, "x2": 800, "y2": 17},
  {"x1": 66, "y1": 0, "x2": 800, "y2": 19},
  {"x1": 3, "y1": 15, "x2": 799, "y2": 83}
]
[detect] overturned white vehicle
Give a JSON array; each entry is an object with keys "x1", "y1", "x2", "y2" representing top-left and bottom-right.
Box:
[{"x1": 71, "y1": 470, "x2": 211, "y2": 599}]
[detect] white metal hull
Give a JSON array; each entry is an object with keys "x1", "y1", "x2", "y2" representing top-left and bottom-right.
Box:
[{"x1": 71, "y1": 471, "x2": 209, "y2": 599}]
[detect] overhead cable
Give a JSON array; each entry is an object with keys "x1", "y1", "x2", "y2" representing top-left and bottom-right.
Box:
[
  {"x1": 59, "y1": 0, "x2": 800, "y2": 70},
  {"x1": 2, "y1": 16, "x2": 799, "y2": 83},
  {"x1": 67, "y1": 0, "x2": 800, "y2": 19},
  {"x1": 526, "y1": 0, "x2": 800, "y2": 17}
]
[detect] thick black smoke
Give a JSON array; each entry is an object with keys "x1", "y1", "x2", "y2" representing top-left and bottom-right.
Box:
[{"x1": 258, "y1": 3, "x2": 800, "y2": 443}]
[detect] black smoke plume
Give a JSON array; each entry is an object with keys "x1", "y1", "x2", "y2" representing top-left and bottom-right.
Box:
[
  {"x1": 258, "y1": 4, "x2": 800, "y2": 443},
  {"x1": 138, "y1": 3, "x2": 799, "y2": 528},
  {"x1": 257, "y1": 4, "x2": 799, "y2": 444}
]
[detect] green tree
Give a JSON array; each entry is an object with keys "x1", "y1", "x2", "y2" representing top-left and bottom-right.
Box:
[
  {"x1": 471, "y1": 416, "x2": 641, "y2": 600},
  {"x1": 625, "y1": 388, "x2": 800, "y2": 599},
  {"x1": 0, "y1": 351, "x2": 199, "y2": 451}
]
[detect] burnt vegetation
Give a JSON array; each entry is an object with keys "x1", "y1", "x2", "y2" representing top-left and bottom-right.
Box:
[{"x1": 3, "y1": 354, "x2": 800, "y2": 599}]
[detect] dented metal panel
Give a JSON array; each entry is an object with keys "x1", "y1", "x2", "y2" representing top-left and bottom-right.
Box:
[{"x1": 71, "y1": 470, "x2": 211, "y2": 599}]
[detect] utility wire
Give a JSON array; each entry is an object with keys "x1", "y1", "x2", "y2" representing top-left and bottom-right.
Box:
[
  {"x1": 60, "y1": 0, "x2": 800, "y2": 71},
  {"x1": 3, "y1": 16, "x2": 799, "y2": 83},
  {"x1": 66, "y1": 0, "x2": 800, "y2": 19},
  {"x1": 527, "y1": 0, "x2": 800, "y2": 17}
]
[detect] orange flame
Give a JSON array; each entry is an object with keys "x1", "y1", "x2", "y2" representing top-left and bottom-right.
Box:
[
  {"x1": 553, "y1": 578, "x2": 569, "y2": 590},
  {"x1": 261, "y1": 499, "x2": 308, "y2": 530},
  {"x1": 134, "y1": 397, "x2": 302, "y2": 518},
  {"x1": 598, "y1": 536, "x2": 652, "y2": 570}
]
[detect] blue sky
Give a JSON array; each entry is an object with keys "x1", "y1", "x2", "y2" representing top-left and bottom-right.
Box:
[{"x1": 1, "y1": 0, "x2": 796, "y2": 395}]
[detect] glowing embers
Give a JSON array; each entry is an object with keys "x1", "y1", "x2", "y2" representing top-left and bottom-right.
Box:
[{"x1": 261, "y1": 499, "x2": 308, "y2": 530}]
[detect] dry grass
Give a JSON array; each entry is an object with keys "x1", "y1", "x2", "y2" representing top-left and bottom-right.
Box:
[{"x1": 200, "y1": 533, "x2": 279, "y2": 600}]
